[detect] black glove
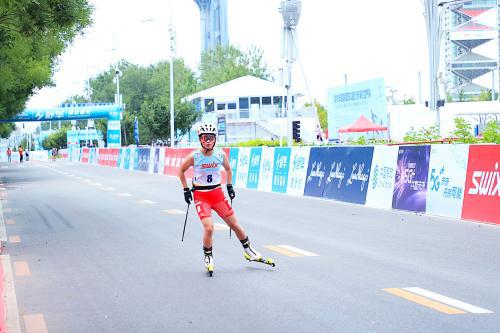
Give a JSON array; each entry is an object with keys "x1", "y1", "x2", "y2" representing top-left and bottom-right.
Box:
[
  {"x1": 183, "y1": 187, "x2": 192, "y2": 204},
  {"x1": 226, "y1": 184, "x2": 235, "y2": 200}
]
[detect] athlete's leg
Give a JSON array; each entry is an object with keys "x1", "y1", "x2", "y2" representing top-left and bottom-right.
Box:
[
  {"x1": 200, "y1": 217, "x2": 214, "y2": 248},
  {"x1": 221, "y1": 213, "x2": 246, "y2": 240}
]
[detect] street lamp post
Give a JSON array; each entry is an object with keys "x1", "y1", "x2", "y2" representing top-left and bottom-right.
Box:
[
  {"x1": 279, "y1": 0, "x2": 301, "y2": 147},
  {"x1": 169, "y1": 23, "x2": 175, "y2": 147}
]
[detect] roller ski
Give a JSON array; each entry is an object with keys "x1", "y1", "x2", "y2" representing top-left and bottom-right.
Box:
[
  {"x1": 241, "y1": 237, "x2": 276, "y2": 267},
  {"x1": 204, "y1": 247, "x2": 214, "y2": 277}
]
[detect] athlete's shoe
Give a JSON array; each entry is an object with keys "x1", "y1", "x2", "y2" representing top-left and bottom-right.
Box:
[
  {"x1": 243, "y1": 244, "x2": 262, "y2": 261},
  {"x1": 204, "y1": 254, "x2": 214, "y2": 271}
]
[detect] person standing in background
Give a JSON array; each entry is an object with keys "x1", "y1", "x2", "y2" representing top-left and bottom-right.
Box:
[
  {"x1": 6, "y1": 148, "x2": 11, "y2": 163},
  {"x1": 18, "y1": 146, "x2": 23, "y2": 163}
]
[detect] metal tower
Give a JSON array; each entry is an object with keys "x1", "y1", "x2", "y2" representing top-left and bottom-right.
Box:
[
  {"x1": 193, "y1": 0, "x2": 228, "y2": 53},
  {"x1": 444, "y1": 0, "x2": 499, "y2": 99}
]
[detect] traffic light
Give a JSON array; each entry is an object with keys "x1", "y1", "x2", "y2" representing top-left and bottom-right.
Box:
[{"x1": 292, "y1": 120, "x2": 301, "y2": 142}]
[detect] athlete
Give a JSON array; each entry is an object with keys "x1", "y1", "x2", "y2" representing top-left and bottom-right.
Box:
[{"x1": 178, "y1": 123, "x2": 271, "y2": 275}]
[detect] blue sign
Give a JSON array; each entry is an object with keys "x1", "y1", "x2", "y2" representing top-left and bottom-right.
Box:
[
  {"x1": 137, "y1": 148, "x2": 150, "y2": 172},
  {"x1": 247, "y1": 147, "x2": 262, "y2": 189},
  {"x1": 3, "y1": 105, "x2": 121, "y2": 122},
  {"x1": 323, "y1": 147, "x2": 374, "y2": 204},
  {"x1": 229, "y1": 148, "x2": 239, "y2": 185},
  {"x1": 304, "y1": 147, "x2": 336, "y2": 198},
  {"x1": 133, "y1": 148, "x2": 139, "y2": 170},
  {"x1": 107, "y1": 130, "x2": 121, "y2": 148},
  {"x1": 272, "y1": 148, "x2": 291, "y2": 193}
]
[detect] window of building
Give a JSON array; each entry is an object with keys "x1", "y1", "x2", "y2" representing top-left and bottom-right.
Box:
[
  {"x1": 250, "y1": 97, "x2": 260, "y2": 106},
  {"x1": 262, "y1": 96, "x2": 272, "y2": 105},
  {"x1": 217, "y1": 103, "x2": 225, "y2": 111},
  {"x1": 273, "y1": 96, "x2": 282, "y2": 107},
  {"x1": 228, "y1": 103, "x2": 237, "y2": 110},
  {"x1": 205, "y1": 99, "x2": 214, "y2": 112},
  {"x1": 239, "y1": 98, "x2": 249, "y2": 109}
]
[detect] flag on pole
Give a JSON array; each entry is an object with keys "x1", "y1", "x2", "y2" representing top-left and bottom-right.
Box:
[{"x1": 133, "y1": 117, "x2": 139, "y2": 146}]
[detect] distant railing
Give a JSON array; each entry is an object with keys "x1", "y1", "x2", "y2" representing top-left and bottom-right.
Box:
[{"x1": 224, "y1": 106, "x2": 315, "y2": 122}]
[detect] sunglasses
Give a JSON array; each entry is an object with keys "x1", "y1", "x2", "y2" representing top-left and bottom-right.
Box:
[{"x1": 201, "y1": 134, "x2": 216, "y2": 141}]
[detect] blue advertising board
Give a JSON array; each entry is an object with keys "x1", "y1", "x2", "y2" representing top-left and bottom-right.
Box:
[
  {"x1": 247, "y1": 147, "x2": 262, "y2": 189},
  {"x1": 392, "y1": 145, "x2": 431, "y2": 212},
  {"x1": 327, "y1": 78, "x2": 387, "y2": 140},
  {"x1": 323, "y1": 147, "x2": 374, "y2": 204},
  {"x1": 272, "y1": 148, "x2": 291, "y2": 193},
  {"x1": 229, "y1": 148, "x2": 239, "y2": 185},
  {"x1": 153, "y1": 148, "x2": 160, "y2": 174},
  {"x1": 137, "y1": 148, "x2": 150, "y2": 172},
  {"x1": 304, "y1": 147, "x2": 336, "y2": 198}
]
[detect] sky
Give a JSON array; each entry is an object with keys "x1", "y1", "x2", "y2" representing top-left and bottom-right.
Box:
[{"x1": 27, "y1": 0, "x2": 429, "y2": 109}]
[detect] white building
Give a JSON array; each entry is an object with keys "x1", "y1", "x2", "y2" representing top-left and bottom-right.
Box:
[{"x1": 185, "y1": 75, "x2": 318, "y2": 143}]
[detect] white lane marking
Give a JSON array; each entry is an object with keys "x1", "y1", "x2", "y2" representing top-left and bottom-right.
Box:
[
  {"x1": 75, "y1": 176, "x2": 82, "y2": 180},
  {"x1": 101, "y1": 187, "x2": 115, "y2": 191},
  {"x1": 214, "y1": 223, "x2": 229, "y2": 230},
  {"x1": 138, "y1": 200, "x2": 156, "y2": 204},
  {"x1": 92, "y1": 182, "x2": 102, "y2": 186},
  {"x1": 404, "y1": 287, "x2": 493, "y2": 314},
  {"x1": 1, "y1": 166, "x2": 7, "y2": 169},
  {"x1": 163, "y1": 209, "x2": 184, "y2": 215},
  {"x1": 1, "y1": 255, "x2": 22, "y2": 333},
  {"x1": 278, "y1": 245, "x2": 319, "y2": 257},
  {"x1": 83, "y1": 179, "x2": 91, "y2": 182},
  {"x1": 117, "y1": 193, "x2": 132, "y2": 197}
]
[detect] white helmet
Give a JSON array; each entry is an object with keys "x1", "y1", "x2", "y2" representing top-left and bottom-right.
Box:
[{"x1": 197, "y1": 123, "x2": 217, "y2": 137}]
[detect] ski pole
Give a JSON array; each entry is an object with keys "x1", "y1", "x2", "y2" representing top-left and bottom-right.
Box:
[
  {"x1": 181, "y1": 203, "x2": 190, "y2": 242},
  {"x1": 229, "y1": 198, "x2": 233, "y2": 239}
]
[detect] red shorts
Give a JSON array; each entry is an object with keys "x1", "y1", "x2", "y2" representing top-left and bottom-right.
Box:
[{"x1": 193, "y1": 186, "x2": 234, "y2": 220}]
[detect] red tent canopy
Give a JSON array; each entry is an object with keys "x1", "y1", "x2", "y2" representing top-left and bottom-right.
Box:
[{"x1": 338, "y1": 115, "x2": 388, "y2": 133}]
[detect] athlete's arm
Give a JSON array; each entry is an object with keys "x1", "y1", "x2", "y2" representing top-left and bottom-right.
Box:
[
  {"x1": 222, "y1": 152, "x2": 232, "y2": 185},
  {"x1": 178, "y1": 152, "x2": 195, "y2": 188}
]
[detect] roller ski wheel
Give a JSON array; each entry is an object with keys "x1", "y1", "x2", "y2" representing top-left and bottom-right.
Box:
[
  {"x1": 244, "y1": 253, "x2": 276, "y2": 267},
  {"x1": 206, "y1": 265, "x2": 214, "y2": 277}
]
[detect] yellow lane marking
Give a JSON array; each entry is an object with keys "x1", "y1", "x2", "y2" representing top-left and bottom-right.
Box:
[
  {"x1": 9, "y1": 235, "x2": 20, "y2": 243},
  {"x1": 3, "y1": 208, "x2": 12, "y2": 213},
  {"x1": 24, "y1": 314, "x2": 48, "y2": 333},
  {"x1": 14, "y1": 261, "x2": 31, "y2": 276},
  {"x1": 265, "y1": 245, "x2": 303, "y2": 257},
  {"x1": 5, "y1": 219, "x2": 15, "y2": 225},
  {"x1": 163, "y1": 209, "x2": 184, "y2": 215},
  {"x1": 383, "y1": 288, "x2": 466, "y2": 314}
]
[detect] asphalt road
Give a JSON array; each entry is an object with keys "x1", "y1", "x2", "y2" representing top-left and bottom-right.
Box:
[{"x1": 0, "y1": 160, "x2": 499, "y2": 333}]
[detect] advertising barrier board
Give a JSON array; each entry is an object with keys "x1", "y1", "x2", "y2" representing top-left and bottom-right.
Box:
[
  {"x1": 229, "y1": 148, "x2": 239, "y2": 185},
  {"x1": 323, "y1": 147, "x2": 373, "y2": 204},
  {"x1": 426, "y1": 145, "x2": 469, "y2": 219},
  {"x1": 257, "y1": 148, "x2": 274, "y2": 192},
  {"x1": 304, "y1": 147, "x2": 334, "y2": 198},
  {"x1": 286, "y1": 147, "x2": 311, "y2": 196},
  {"x1": 462, "y1": 145, "x2": 500, "y2": 224},
  {"x1": 272, "y1": 148, "x2": 291, "y2": 193},
  {"x1": 247, "y1": 147, "x2": 262, "y2": 189},
  {"x1": 365, "y1": 146, "x2": 399, "y2": 209},
  {"x1": 392, "y1": 145, "x2": 430, "y2": 212},
  {"x1": 235, "y1": 148, "x2": 251, "y2": 188}
]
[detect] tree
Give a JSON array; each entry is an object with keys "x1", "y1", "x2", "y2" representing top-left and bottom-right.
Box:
[
  {"x1": 305, "y1": 100, "x2": 328, "y2": 130},
  {"x1": 42, "y1": 127, "x2": 69, "y2": 149},
  {"x1": 452, "y1": 117, "x2": 476, "y2": 143},
  {"x1": 0, "y1": 0, "x2": 93, "y2": 128},
  {"x1": 198, "y1": 45, "x2": 271, "y2": 90}
]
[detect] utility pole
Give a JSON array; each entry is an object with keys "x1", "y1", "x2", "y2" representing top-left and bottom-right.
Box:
[{"x1": 169, "y1": 0, "x2": 176, "y2": 147}]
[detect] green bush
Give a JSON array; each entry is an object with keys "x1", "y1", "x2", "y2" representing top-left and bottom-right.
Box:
[{"x1": 482, "y1": 121, "x2": 500, "y2": 144}]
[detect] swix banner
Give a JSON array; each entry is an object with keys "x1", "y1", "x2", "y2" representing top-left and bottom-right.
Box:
[{"x1": 462, "y1": 145, "x2": 500, "y2": 224}]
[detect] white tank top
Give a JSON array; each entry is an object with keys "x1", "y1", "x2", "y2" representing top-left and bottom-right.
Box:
[{"x1": 193, "y1": 149, "x2": 224, "y2": 186}]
